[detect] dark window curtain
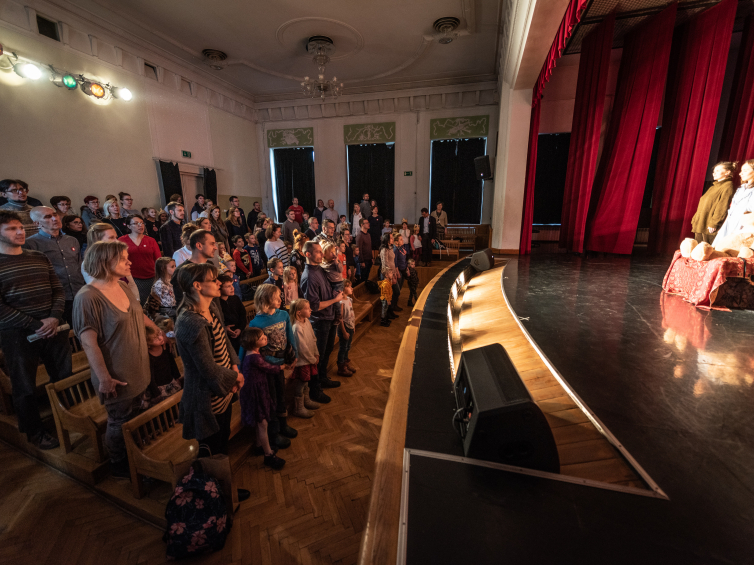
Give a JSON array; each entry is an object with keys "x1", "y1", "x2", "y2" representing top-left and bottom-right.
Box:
[
  {"x1": 203, "y1": 168, "x2": 218, "y2": 204},
  {"x1": 559, "y1": 12, "x2": 615, "y2": 253},
  {"x1": 158, "y1": 161, "x2": 182, "y2": 206},
  {"x1": 272, "y1": 147, "x2": 316, "y2": 222},
  {"x1": 719, "y1": 15, "x2": 754, "y2": 163},
  {"x1": 347, "y1": 143, "x2": 395, "y2": 221},
  {"x1": 430, "y1": 138, "x2": 486, "y2": 224},
  {"x1": 648, "y1": 0, "x2": 737, "y2": 255},
  {"x1": 585, "y1": 4, "x2": 676, "y2": 255},
  {"x1": 533, "y1": 134, "x2": 571, "y2": 225}
]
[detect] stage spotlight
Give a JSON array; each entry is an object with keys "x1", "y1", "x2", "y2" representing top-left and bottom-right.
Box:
[
  {"x1": 81, "y1": 80, "x2": 106, "y2": 98},
  {"x1": 14, "y1": 62, "x2": 42, "y2": 80},
  {"x1": 111, "y1": 86, "x2": 132, "y2": 101},
  {"x1": 51, "y1": 73, "x2": 77, "y2": 89}
]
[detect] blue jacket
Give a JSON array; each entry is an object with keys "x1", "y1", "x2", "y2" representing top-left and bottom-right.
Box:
[{"x1": 239, "y1": 309, "x2": 295, "y2": 365}]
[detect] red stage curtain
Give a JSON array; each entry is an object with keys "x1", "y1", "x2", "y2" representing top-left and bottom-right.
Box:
[
  {"x1": 559, "y1": 12, "x2": 615, "y2": 253},
  {"x1": 648, "y1": 0, "x2": 737, "y2": 255},
  {"x1": 719, "y1": 15, "x2": 754, "y2": 163},
  {"x1": 585, "y1": 4, "x2": 677, "y2": 255},
  {"x1": 520, "y1": 0, "x2": 589, "y2": 254}
]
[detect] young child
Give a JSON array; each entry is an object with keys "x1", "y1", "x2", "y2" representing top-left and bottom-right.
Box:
[
  {"x1": 378, "y1": 278, "x2": 393, "y2": 328},
  {"x1": 411, "y1": 224, "x2": 422, "y2": 263},
  {"x1": 283, "y1": 266, "x2": 299, "y2": 305},
  {"x1": 406, "y1": 258, "x2": 420, "y2": 307},
  {"x1": 231, "y1": 235, "x2": 253, "y2": 278},
  {"x1": 223, "y1": 259, "x2": 243, "y2": 299},
  {"x1": 151, "y1": 257, "x2": 177, "y2": 318},
  {"x1": 239, "y1": 327, "x2": 286, "y2": 470},
  {"x1": 217, "y1": 241, "x2": 233, "y2": 265},
  {"x1": 353, "y1": 245, "x2": 361, "y2": 281},
  {"x1": 265, "y1": 257, "x2": 286, "y2": 309},
  {"x1": 301, "y1": 211, "x2": 310, "y2": 231},
  {"x1": 244, "y1": 233, "x2": 265, "y2": 276},
  {"x1": 321, "y1": 241, "x2": 344, "y2": 325},
  {"x1": 289, "y1": 299, "x2": 321, "y2": 418},
  {"x1": 218, "y1": 273, "x2": 247, "y2": 352},
  {"x1": 337, "y1": 241, "x2": 348, "y2": 280},
  {"x1": 337, "y1": 281, "x2": 357, "y2": 376},
  {"x1": 338, "y1": 215, "x2": 350, "y2": 232},
  {"x1": 381, "y1": 219, "x2": 392, "y2": 237},
  {"x1": 399, "y1": 220, "x2": 411, "y2": 252},
  {"x1": 141, "y1": 325, "x2": 182, "y2": 409}
]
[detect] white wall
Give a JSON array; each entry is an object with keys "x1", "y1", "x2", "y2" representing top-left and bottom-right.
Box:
[{"x1": 256, "y1": 105, "x2": 500, "y2": 225}]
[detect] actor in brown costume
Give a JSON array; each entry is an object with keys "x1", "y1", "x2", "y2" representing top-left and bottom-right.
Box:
[{"x1": 690, "y1": 162, "x2": 736, "y2": 244}]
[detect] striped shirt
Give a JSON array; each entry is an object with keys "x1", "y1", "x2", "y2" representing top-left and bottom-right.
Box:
[
  {"x1": 0, "y1": 201, "x2": 38, "y2": 237},
  {"x1": 210, "y1": 312, "x2": 233, "y2": 414},
  {"x1": 264, "y1": 238, "x2": 290, "y2": 267},
  {"x1": 0, "y1": 250, "x2": 65, "y2": 331}
]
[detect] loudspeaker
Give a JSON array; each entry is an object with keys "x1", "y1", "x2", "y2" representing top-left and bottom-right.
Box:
[
  {"x1": 453, "y1": 344, "x2": 560, "y2": 473},
  {"x1": 474, "y1": 155, "x2": 493, "y2": 181},
  {"x1": 470, "y1": 248, "x2": 493, "y2": 272}
]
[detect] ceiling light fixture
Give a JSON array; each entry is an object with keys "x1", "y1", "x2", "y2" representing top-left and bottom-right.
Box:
[
  {"x1": 434, "y1": 17, "x2": 460, "y2": 44},
  {"x1": 202, "y1": 49, "x2": 228, "y2": 71},
  {"x1": 50, "y1": 72, "x2": 77, "y2": 89},
  {"x1": 81, "y1": 79, "x2": 106, "y2": 98},
  {"x1": 111, "y1": 86, "x2": 132, "y2": 101},
  {"x1": 14, "y1": 62, "x2": 42, "y2": 79},
  {"x1": 301, "y1": 36, "x2": 343, "y2": 100}
]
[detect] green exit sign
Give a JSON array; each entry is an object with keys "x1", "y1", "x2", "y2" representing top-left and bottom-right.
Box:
[
  {"x1": 182, "y1": 150, "x2": 191, "y2": 158},
  {"x1": 404, "y1": 171, "x2": 413, "y2": 176}
]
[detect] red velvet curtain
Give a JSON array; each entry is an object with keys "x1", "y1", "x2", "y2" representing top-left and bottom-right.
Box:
[
  {"x1": 585, "y1": 4, "x2": 677, "y2": 254},
  {"x1": 559, "y1": 12, "x2": 615, "y2": 253},
  {"x1": 719, "y1": 15, "x2": 754, "y2": 163},
  {"x1": 520, "y1": 0, "x2": 589, "y2": 254},
  {"x1": 648, "y1": 0, "x2": 737, "y2": 254}
]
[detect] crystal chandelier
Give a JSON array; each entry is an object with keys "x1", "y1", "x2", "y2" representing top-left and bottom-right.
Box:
[{"x1": 301, "y1": 36, "x2": 343, "y2": 100}]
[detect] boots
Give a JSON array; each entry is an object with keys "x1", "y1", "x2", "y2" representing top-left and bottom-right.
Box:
[
  {"x1": 303, "y1": 384, "x2": 321, "y2": 410},
  {"x1": 337, "y1": 362, "x2": 354, "y2": 377},
  {"x1": 345, "y1": 359, "x2": 357, "y2": 373},
  {"x1": 278, "y1": 413, "x2": 298, "y2": 438},
  {"x1": 387, "y1": 309, "x2": 398, "y2": 320},
  {"x1": 380, "y1": 318, "x2": 391, "y2": 327},
  {"x1": 309, "y1": 387, "x2": 331, "y2": 404},
  {"x1": 292, "y1": 395, "x2": 314, "y2": 418}
]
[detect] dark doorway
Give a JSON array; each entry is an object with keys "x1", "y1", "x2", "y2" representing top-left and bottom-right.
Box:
[
  {"x1": 533, "y1": 133, "x2": 570, "y2": 225},
  {"x1": 347, "y1": 143, "x2": 395, "y2": 221},
  {"x1": 272, "y1": 147, "x2": 316, "y2": 222},
  {"x1": 430, "y1": 138, "x2": 486, "y2": 224}
]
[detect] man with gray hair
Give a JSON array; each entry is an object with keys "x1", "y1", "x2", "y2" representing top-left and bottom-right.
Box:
[
  {"x1": 322, "y1": 199, "x2": 339, "y2": 225},
  {"x1": 24, "y1": 207, "x2": 86, "y2": 325}
]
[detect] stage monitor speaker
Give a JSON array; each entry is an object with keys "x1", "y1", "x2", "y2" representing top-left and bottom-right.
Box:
[
  {"x1": 470, "y1": 248, "x2": 493, "y2": 272},
  {"x1": 453, "y1": 344, "x2": 560, "y2": 473},
  {"x1": 474, "y1": 155, "x2": 494, "y2": 181}
]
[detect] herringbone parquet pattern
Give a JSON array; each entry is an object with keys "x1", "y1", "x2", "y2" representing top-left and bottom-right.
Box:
[{"x1": 0, "y1": 290, "x2": 410, "y2": 565}]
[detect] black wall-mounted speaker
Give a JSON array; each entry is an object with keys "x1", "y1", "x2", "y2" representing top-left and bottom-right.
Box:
[
  {"x1": 474, "y1": 155, "x2": 493, "y2": 181},
  {"x1": 453, "y1": 344, "x2": 560, "y2": 473},
  {"x1": 470, "y1": 248, "x2": 494, "y2": 272}
]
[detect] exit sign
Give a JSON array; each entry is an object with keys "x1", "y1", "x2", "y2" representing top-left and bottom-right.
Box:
[
  {"x1": 404, "y1": 171, "x2": 413, "y2": 176},
  {"x1": 182, "y1": 150, "x2": 192, "y2": 158}
]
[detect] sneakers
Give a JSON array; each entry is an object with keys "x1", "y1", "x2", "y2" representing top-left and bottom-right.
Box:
[
  {"x1": 380, "y1": 319, "x2": 392, "y2": 327},
  {"x1": 393, "y1": 306, "x2": 404, "y2": 312},
  {"x1": 29, "y1": 430, "x2": 60, "y2": 450},
  {"x1": 309, "y1": 388, "x2": 331, "y2": 404},
  {"x1": 264, "y1": 453, "x2": 286, "y2": 470},
  {"x1": 320, "y1": 376, "x2": 341, "y2": 388}
]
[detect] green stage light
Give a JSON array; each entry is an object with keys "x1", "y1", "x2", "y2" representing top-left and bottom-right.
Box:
[
  {"x1": 62, "y1": 74, "x2": 77, "y2": 89},
  {"x1": 51, "y1": 73, "x2": 77, "y2": 89}
]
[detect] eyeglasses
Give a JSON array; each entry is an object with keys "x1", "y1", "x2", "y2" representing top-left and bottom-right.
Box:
[
  {"x1": 130, "y1": 221, "x2": 144, "y2": 227},
  {"x1": 7, "y1": 188, "x2": 28, "y2": 194}
]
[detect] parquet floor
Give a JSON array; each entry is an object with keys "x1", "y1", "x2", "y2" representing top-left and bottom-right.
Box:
[{"x1": 0, "y1": 289, "x2": 412, "y2": 565}]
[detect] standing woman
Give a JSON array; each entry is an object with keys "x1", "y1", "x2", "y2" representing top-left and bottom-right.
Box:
[
  {"x1": 73, "y1": 241, "x2": 151, "y2": 477},
  {"x1": 62, "y1": 215, "x2": 88, "y2": 257},
  {"x1": 690, "y1": 162, "x2": 737, "y2": 244},
  {"x1": 174, "y1": 263, "x2": 249, "y2": 504},
  {"x1": 379, "y1": 232, "x2": 402, "y2": 314},
  {"x1": 431, "y1": 201, "x2": 448, "y2": 242},
  {"x1": 368, "y1": 205, "x2": 383, "y2": 259},
  {"x1": 290, "y1": 230, "x2": 308, "y2": 281},
  {"x1": 209, "y1": 205, "x2": 229, "y2": 250},
  {"x1": 119, "y1": 215, "x2": 161, "y2": 304},
  {"x1": 102, "y1": 199, "x2": 129, "y2": 238},
  {"x1": 83, "y1": 223, "x2": 140, "y2": 301},
  {"x1": 225, "y1": 206, "x2": 247, "y2": 240}
]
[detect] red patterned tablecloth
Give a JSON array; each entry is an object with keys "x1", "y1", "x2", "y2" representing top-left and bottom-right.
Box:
[{"x1": 662, "y1": 251, "x2": 754, "y2": 306}]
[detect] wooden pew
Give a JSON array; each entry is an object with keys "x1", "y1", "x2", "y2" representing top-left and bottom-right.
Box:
[
  {"x1": 445, "y1": 226, "x2": 477, "y2": 251},
  {"x1": 432, "y1": 239, "x2": 460, "y2": 261}
]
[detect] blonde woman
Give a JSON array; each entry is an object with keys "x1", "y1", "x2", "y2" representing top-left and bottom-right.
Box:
[
  {"x1": 82, "y1": 223, "x2": 139, "y2": 300},
  {"x1": 101, "y1": 199, "x2": 129, "y2": 238}
]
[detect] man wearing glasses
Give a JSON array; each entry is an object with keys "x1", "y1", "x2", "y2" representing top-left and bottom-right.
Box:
[{"x1": 0, "y1": 179, "x2": 38, "y2": 236}]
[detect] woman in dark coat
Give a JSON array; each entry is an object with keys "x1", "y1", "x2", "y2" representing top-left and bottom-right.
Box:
[
  {"x1": 690, "y1": 161, "x2": 736, "y2": 244},
  {"x1": 367, "y1": 205, "x2": 383, "y2": 256}
]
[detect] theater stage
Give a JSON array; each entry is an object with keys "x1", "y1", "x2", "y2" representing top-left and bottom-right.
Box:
[{"x1": 362, "y1": 255, "x2": 754, "y2": 565}]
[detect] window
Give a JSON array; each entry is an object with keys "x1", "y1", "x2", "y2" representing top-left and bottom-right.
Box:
[
  {"x1": 347, "y1": 143, "x2": 395, "y2": 222},
  {"x1": 36, "y1": 15, "x2": 59, "y2": 41},
  {"x1": 270, "y1": 147, "x2": 316, "y2": 222},
  {"x1": 430, "y1": 138, "x2": 486, "y2": 224},
  {"x1": 144, "y1": 63, "x2": 158, "y2": 81}
]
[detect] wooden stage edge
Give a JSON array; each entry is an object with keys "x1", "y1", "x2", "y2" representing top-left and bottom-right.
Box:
[{"x1": 357, "y1": 258, "x2": 668, "y2": 565}]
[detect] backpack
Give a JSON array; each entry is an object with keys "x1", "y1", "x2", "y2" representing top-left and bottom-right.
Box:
[{"x1": 164, "y1": 462, "x2": 230, "y2": 559}]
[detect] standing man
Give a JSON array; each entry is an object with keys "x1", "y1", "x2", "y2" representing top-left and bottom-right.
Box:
[
  {"x1": 0, "y1": 179, "x2": 38, "y2": 237},
  {"x1": 160, "y1": 202, "x2": 185, "y2": 258},
  {"x1": 119, "y1": 192, "x2": 136, "y2": 217},
  {"x1": 356, "y1": 219, "x2": 373, "y2": 283},
  {"x1": 287, "y1": 197, "x2": 304, "y2": 225},
  {"x1": 322, "y1": 199, "x2": 339, "y2": 225},
  {"x1": 313, "y1": 219, "x2": 336, "y2": 245},
  {"x1": 0, "y1": 210, "x2": 72, "y2": 449},
  {"x1": 24, "y1": 207, "x2": 86, "y2": 325},
  {"x1": 359, "y1": 193, "x2": 372, "y2": 219},
  {"x1": 282, "y1": 209, "x2": 301, "y2": 244},
  {"x1": 300, "y1": 241, "x2": 344, "y2": 404},
  {"x1": 227, "y1": 196, "x2": 249, "y2": 233},
  {"x1": 305, "y1": 217, "x2": 319, "y2": 240},
  {"x1": 341, "y1": 228, "x2": 356, "y2": 282},
  {"x1": 248, "y1": 201, "x2": 262, "y2": 229},
  {"x1": 190, "y1": 194, "x2": 206, "y2": 221},
  {"x1": 170, "y1": 229, "x2": 218, "y2": 305},
  {"x1": 418, "y1": 208, "x2": 437, "y2": 267}
]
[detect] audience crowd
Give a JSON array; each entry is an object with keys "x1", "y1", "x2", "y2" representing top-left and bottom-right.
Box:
[{"x1": 0, "y1": 180, "x2": 437, "y2": 478}]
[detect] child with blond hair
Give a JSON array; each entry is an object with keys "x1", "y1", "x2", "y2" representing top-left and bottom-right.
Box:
[
  {"x1": 289, "y1": 299, "x2": 321, "y2": 418},
  {"x1": 283, "y1": 266, "x2": 300, "y2": 305}
]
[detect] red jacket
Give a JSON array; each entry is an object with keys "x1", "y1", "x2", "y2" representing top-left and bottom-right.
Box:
[{"x1": 119, "y1": 235, "x2": 161, "y2": 278}]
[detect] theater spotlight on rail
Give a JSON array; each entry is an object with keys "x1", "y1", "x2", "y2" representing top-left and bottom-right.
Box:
[
  {"x1": 14, "y1": 62, "x2": 42, "y2": 80},
  {"x1": 50, "y1": 73, "x2": 77, "y2": 89},
  {"x1": 111, "y1": 86, "x2": 132, "y2": 101},
  {"x1": 80, "y1": 79, "x2": 106, "y2": 99}
]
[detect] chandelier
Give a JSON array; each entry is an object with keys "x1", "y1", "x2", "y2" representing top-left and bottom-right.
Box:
[{"x1": 301, "y1": 36, "x2": 343, "y2": 100}]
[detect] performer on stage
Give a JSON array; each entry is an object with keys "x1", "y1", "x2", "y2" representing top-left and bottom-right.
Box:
[
  {"x1": 690, "y1": 162, "x2": 736, "y2": 244},
  {"x1": 716, "y1": 160, "x2": 754, "y2": 240}
]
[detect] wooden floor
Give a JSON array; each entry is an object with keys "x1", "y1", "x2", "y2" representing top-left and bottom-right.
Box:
[
  {"x1": 0, "y1": 288, "x2": 414, "y2": 565},
  {"x1": 459, "y1": 264, "x2": 645, "y2": 488}
]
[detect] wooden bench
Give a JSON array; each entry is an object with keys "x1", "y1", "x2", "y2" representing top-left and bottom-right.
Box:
[
  {"x1": 123, "y1": 391, "x2": 198, "y2": 498},
  {"x1": 239, "y1": 273, "x2": 268, "y2": 301},
  {"x1": 46, "y1": 369, "x2": 108, "y2": 462},
  {"x1": 352, "y1": 281, "x2": 380, "y2": 322},
  {"x1": 445, "y1": 227, "x2": 477, "y2": 251},
  {"x1": 432, "y1": 239, "x2": 460, "y2": 261}
]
